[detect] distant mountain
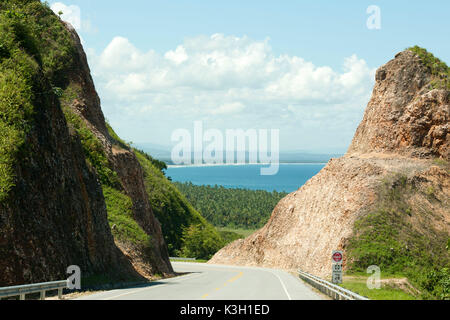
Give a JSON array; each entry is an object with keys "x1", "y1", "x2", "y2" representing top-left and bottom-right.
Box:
[
  {"x1": 134, "y1": 142, "x2": 173, "y2": 160},
  {"x1": 134, "y1": 143, "x2": 342, "y2": 165},
  {"x1": 278, "y1": 152, "x2": 343, "y2": 163}
]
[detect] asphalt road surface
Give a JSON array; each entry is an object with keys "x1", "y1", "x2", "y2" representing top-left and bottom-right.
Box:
[{"x1": 77, "y1": 262, "x2": 323, "y2": 300}]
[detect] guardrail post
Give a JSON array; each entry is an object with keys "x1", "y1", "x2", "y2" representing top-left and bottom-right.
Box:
[
  {"x1": 298, "y1": 269, "x2": 369, "y2": 300},
  {"x1": 0, "y1": 280, "x2": 68, "y2": 300}
]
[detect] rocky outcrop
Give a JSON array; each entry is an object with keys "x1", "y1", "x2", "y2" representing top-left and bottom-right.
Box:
[
  {"x1": 0, "y1": 67, "x2": 138, "y2": 286},
  {"x1": 348, "y1": 50, "x2": 449, "y2": 159},
  {"x1": 209, "y1": 50, "x2": 449, "y2": 277},
  {"x1": 64, "y1": 23, "x2": 172, "y2": 275},
  {"x1": 0, "y1": 10, "x2": 172, "y2": 286},
  {"x1": 110, "y1": 148, "x2": 172, "y2": 273}
]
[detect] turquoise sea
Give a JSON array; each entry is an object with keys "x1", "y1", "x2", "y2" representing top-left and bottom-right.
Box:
[{"x1": 166, "y1": 163, "x2": 326, "y2": 193}]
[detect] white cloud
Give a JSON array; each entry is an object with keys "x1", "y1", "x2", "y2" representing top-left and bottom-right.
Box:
[
  {"x1": 165, "y1": 46, "x2": 188, "y2": 65},
  {"x1": 87, "y1": 34, "x2": 376, "y2": 150},
  {"x1": 210, "y1": 102, "x2": 245, "y2": 115},
  {"x1": 50, "y1": 2, "x2": 81, "y2": 30}
]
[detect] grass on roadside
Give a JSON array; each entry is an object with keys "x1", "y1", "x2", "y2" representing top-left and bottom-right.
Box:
[
  {"x1": 340, "y1": 274, "x2": 417, "y2": 300},
  {"x1": 169, "y1": 258, "x2": 208, "y2": 263},
  {"x1": 217, "y1": 227, "x2": 257, "y2": 238}
]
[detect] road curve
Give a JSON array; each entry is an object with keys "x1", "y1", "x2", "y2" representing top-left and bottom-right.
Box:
[{"x1": 77, "y1": 262, "x2": 323, "y2": 300}]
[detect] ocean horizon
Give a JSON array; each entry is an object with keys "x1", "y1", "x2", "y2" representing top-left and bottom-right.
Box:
[{"x1": 166, "y1": 163, "x2": 326, "y2": 193}]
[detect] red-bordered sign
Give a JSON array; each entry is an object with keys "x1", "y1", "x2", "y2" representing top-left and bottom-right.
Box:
[{"x1": 332, "y1": 251, "x2": 343, "y2": 263}]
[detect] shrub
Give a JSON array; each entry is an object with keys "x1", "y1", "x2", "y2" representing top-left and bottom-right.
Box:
[
  {"x1": 347, "y1": 174, "x2": 450, "y2": 299},
  {"x1": 63, "y1": 107, "x2": 120, "y2": 188},
  {"x1": 103, "y1": 186, "x2": 151, "y2": 248},
  {"x1": 408, "y1": 46, "x2": 450, "y2": 90},
  {"x1": 0, "y1": 43, "x2": 9, "y2": 59},
  {"x1": 179, "y1": 224, "x2": 225, "y2": 260},
  {"x1": 418, "y1": 268, "x2": 449, "y2": 300}
]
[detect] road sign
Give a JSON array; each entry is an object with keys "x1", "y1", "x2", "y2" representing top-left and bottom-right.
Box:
[
  {"x1": 332, "y1": 251, "x2": 343, "y2": 264},
  {"x1": 332, "y1": 271, "x2": 343, "y2": 284},
  {"x1": 332, "y1": 264, "x2": 343, "y2": 272},
  {"x1": 331, "y1": 251, "x2": 344, "y2": 284}
]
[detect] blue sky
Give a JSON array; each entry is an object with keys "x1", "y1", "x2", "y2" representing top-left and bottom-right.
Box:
[{"x1": 49, "y1": 1, "x2": 450, "y2": 153}]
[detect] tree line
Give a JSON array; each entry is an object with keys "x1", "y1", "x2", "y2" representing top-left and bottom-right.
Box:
[{"x1": 173, "y1": 182, "x2": 288, "y2": 229}]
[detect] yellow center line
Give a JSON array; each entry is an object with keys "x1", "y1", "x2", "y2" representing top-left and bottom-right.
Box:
[
  {"x1": 202, "y1": 271, "x2": 243, "y2": 299},
  {"x1": 227, "y1": 271, "x2": 244, "y2": 282}
]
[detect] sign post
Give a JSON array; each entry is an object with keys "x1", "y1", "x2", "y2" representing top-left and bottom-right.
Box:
[{"x1": 331, "y1": 250, "x2": 343, "y2": 284}]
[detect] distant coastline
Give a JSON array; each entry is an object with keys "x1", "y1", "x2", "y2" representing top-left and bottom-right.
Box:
[
  {"x1": 165, "y1": 162, "x2": 326, "y2": 192},
  {"x1": 167, "y1": 162, "x2": 329, "y2": 168}
]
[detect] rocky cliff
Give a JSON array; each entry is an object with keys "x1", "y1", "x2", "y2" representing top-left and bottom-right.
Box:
[
  {"x1": 0, "y1": 1, "x2": 172, "y2": 286},
  {"x1": 348, "y1": 50, "x2": 448, "y2": 159},
  {"x1": 63, "y1": 22, "x2": 173, "y2": 276},
  {"x1": 209, "y1": 49, "x2": 449, "y2": 285}
]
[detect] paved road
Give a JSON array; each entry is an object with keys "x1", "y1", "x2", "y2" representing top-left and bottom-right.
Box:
[{"x1": 78, "y1": 262, "x2": 323, "y2": 300}]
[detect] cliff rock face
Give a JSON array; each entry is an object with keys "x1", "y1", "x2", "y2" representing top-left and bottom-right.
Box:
[
  {"x1": 0, "y1": 9, "x2": 171, "y2": 286},
  {"x1": 64, "y1": 23, "x2": 173, "y2": 275},
  {"x1": 348, "y1": 51, "x2": 448, "y2": 159},
  {"x1": 0, "y1": 57, "x2": 138, "y2": 286},
  {"x1": 209, "y1": 50, "x2": 449, "y2": 277}
]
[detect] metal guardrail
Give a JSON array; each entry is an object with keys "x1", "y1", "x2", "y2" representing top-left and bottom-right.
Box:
[
  {"x1": 0, "y1": 280, "x2": 67, "y2": 300},
  {"x1": 298, "y1": 270, "x2": 370, "y2": 300},
  {"x1": 169, "y1": 257, "x2": 197, "y2": 261}
]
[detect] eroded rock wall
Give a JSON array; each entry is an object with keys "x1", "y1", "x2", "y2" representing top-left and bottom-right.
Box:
[{"x1": 209, "y1": 50, "x2": 449, "y2": 277}]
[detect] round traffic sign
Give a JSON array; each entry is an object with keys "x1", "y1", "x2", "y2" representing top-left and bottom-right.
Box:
[{"x1": 332, "y1": 252, "x2": 343, "y2": 263}]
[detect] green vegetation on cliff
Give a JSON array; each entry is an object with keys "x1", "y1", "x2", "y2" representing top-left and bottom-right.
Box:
[
  {"x1": 173, "y1": 182, "x2": 288, "y2": 229},
  {"x1": 63, "y1": 108, "x2": 120, "y2": 187},
  {"x1": 347, "y1": 173, "x2": 450, "y2": 299},
  {"x1": 408, "y1": 46, "x2": 450, "y2": 90},
  {"x1": 0, "y1": 0, "x2": 75, "y2": 201},
  {"x1": 0, "y1": 0, "x2": 151, "y2": 284},
  {"x1": 0, "y1": 49, "x2": 34, "y2": 201},
  {"x1": 61, "y1": 91, "x2": 153, "y2": 256},
  {"x1": 102, "y1": 185, "x2": 151, "y2": 247}
]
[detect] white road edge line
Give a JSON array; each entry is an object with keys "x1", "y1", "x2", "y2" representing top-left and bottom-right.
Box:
[
  {"x1": 174, "y1": 262, "x2": 294, "y2": 300},
  {"x1": 270, "y1": 271, "x2": 292, "y2": 301},
  {"x1": 102, "y1": 284, "x2": 169, "y2": 300},
  {"x1": 101, "y1": 272, "x2": 205, "y2": 300}
]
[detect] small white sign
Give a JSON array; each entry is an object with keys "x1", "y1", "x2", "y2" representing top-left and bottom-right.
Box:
[
  {"x1": 332, "y1": 264, "x2": 343, "y2": 272},
  {"x1": 332, "y1": 271, "x2": 343, "y2": 284}
]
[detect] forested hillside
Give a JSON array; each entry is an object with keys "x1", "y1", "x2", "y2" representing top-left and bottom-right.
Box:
[{"x1": 174, "y1": 182, "x2": 288, "y2": 229}]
